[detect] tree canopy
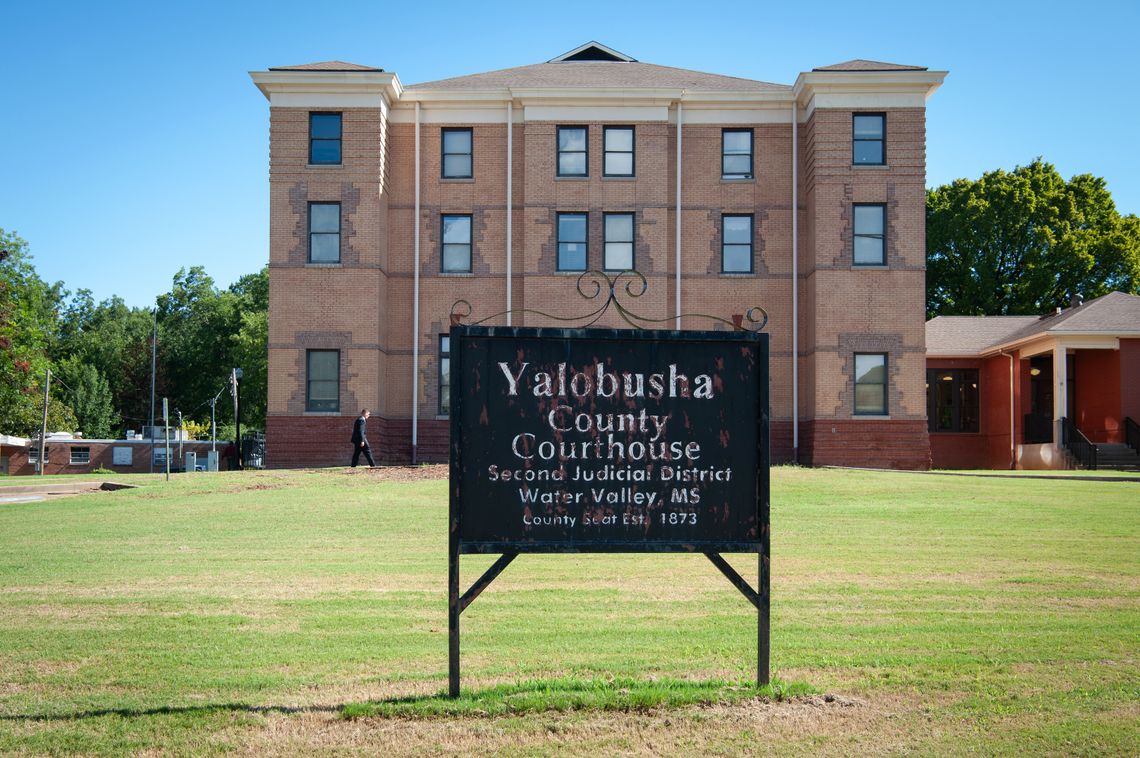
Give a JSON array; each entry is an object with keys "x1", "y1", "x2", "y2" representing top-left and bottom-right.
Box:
[
  {"x1": 926, "y1": 159, "x2": 1140, "y2": 317},
  {"x1": 0, "y1": 228, "x2": 267, "y2": 439}
]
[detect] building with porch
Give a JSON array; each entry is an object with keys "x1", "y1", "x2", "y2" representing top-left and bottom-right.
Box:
[{"x1": 925, "y1": 291, "x2": 1140, "y2": 470}]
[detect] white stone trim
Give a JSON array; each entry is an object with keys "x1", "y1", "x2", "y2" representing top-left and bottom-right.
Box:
[{"x1": 523, "y1": 105, "x2": 669, "y2": 122}]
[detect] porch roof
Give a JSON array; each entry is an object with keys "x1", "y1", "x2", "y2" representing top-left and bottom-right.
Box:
[{"x1": 926, "y1": 291, "x2": 1140, "y2": 356}]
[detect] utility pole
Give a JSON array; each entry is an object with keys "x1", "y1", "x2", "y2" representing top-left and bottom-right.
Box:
[
  {"x1": 210, "y1": 397, "x2": 216, "y2": 452},
  {"x1": 38, "y1": 367, "x2": 50, "y2": 476},
  {"x1": 149, "y1": 307, "x2": 157, "y2": 474},
  {"x1": 162, "y1": 397, "x2": 170, "y2": 482},
  {"x1": 230, "y1": 368, "x2": 243, "y2": 470},
  {"x1": 176, "y1": 408, "x2": 183, "y2": 460}
]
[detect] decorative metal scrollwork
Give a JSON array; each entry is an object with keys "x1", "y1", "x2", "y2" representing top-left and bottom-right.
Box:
[{"x1": 449, "y1": 269, "x2": 768, "y2": 332}]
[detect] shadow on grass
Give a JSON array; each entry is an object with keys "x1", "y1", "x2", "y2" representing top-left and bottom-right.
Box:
[
  {"x1": 342, "y1": 675, "x2": 815, "y2": 720},
  {"x1": 0, "y1": 676, "x2": 814, "y2": 723}
]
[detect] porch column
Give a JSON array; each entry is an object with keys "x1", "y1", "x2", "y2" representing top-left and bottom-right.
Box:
[{"x1": 1053, "y1": 343, "x2": 1067, "y2": 445}]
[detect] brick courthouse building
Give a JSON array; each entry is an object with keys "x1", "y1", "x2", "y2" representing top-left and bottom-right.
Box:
[{"x1": 250, "y1": 43, "x2": 946, "y2": 468}]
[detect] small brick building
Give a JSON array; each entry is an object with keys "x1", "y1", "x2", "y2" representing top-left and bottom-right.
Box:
[
  {"x1": 2, "y1": 437, "x2": 225, "y2": 476},
  {"x1": 926, "y1": 292, "x2": 1140, "y2": 470},
  {"x1": 250, "y1": 42, "x2": 947, "y2": 469}
]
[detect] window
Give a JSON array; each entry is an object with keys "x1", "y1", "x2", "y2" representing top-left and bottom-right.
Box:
[
  {"x1": 152, "y1": 447, "x2": 166, "y2": 466},
  {"x1": 29, "y1": 448, "x2": 48, "y2": 464},
  {"x1": 557, "y1": 212, "x2": 588, "y2": 271},
  {"x1": 722, "y1": 215, "x2": 753, "y2": 273},
  {"x1": 441, "y1": 128, "x2": 472, "y2": 178},
  {"x1": 722, "y1": 129, "x2": 753, "y2": 179},
  {"x1": 854, "y1": 353, "x2": 888, "y2": 415},
  {"x1": 70, "y1": 447, "x2": 90, "y2": 465},
  {"x1": 603, "y1": 213, "x2": 634, "y2": 271},
  {"x1": 309, "y1": 112, "x2": 342, "y2": 164},
  {"x1": 927, "y1": 369, "x2": 979, "y2": 433},
  {"x1": 439, "y1": 335, "x2": 451, "y2": 416},
  {"x1": 308, "y1": 202, "x2": 340, "y2": 263},
  {"x1": 441, "y1": 215, "x2": 473, "y2": 272},
  {"x1": 557, "y1": 126, "x2": 588, "y2": 176},
  {"x1": 853, "y1": 204, "x2": 886, "y2": 265},
  {"x1": 306, "y1": 350, "x2": 340, "y2": 413},
  {"x1": 853, "y1": 113, "x2": 885, "y2": 165},
  {"x1": 603, "y1": 126, "x2": 634, "y2": 177}
]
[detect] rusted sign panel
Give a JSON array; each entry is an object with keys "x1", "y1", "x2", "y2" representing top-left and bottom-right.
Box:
[{"x1": 450, "y1": 327, "x2": 768, "y2": 553}]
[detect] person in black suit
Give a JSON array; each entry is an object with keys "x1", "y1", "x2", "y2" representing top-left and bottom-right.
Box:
[{"x1": 351, "y1": 409, "x2": 376, "y2": 467}]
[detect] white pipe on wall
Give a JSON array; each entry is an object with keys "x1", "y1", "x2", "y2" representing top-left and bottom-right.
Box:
[
  {"x1": 791, "y1": 103, "x2": 799, "y2": 459},
  {"x1": 506, "y1": 100, "x2": 513, "y2": 325},
  {"x1": 411, "y1": 101, "x2": 421, "y2": 462},
  {"x1": 675, "y1": 100, "x2": 683, "y2": 330},
  {"x1": 1002, "y1": 350, "x2": 1016, "y2": 469}
]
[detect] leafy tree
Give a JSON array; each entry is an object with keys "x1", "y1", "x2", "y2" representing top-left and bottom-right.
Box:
[
  {"x1": 0, "y1": 229, "x2": 76, "y2": 436},
  {"x1": 926, "y1": 159, "x2": 1140, "y2": 317},
  {"x1": 56, "y1": 357, "x2": 120, "y2": 439}
]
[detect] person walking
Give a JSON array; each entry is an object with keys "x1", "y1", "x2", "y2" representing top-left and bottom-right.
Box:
[{"x1": 351, "y1": 409, "x2": 376, "y2": 467}]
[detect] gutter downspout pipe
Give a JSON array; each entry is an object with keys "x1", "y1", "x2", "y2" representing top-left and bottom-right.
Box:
[
  {"x1": 412, "y1": 101, "x2": 421, "y2": 464},
  {"x1": 506, "y1": 99, "x2": 513, "y2": 325},
  {"x1": 675, "y1": 99, "x2": 683, "y2": 329},
  {"x1": 1001, "y1": 350, "x2": 1016, "y2": 469},
  {"x1": 791, "y1": 103, "x2": 799, "y2": 461}
]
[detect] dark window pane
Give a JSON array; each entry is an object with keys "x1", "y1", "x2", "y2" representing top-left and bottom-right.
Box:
[
  {"x1": 855, "y1": 354, "x2": 886, "y2": 384},
  {"x1": 854, "y1": 141, "x2": 883, "y2": 165},
  {"x1": 443, "y1": 129, "x2": 471, "y2": 153},
  {"x1": 605, "y1": 153, "x2": 633, "y2": 175},
  {"x1": 559, "y1": 152, "x2": 586, "y2": 175},
  {"x1": 723, "y1": 216, "x2": 751, "y2": 244},
  {"x1": 559, "y1": 128, "x2": 586, "y2": 151},
  {"x1": 854, "y1": 235, "x2": 884, "y2": 265},
  {"x1": 558, "y1": 243, "x2": 587, "y2": 270},
  {"x1": 311, "y1": 139, "x2": 341, "y2": 163},
  {"x1": 558, "y1": 214, "x2": 587, "y2": 242},
  {"x1": 443, "y1": 155, "x2": 472, "y2": 177},
  {"x1": 961, "y1": 371, "x2": 979, "y2": 432},
  {"x1": 853, "y1": 115, "x2": 883, "y2": 139},
  {"x1": 442, "y1": 216, "x2": 471, "y2": 244},
  {"x1": 310, "y1": 233, "x2": 339, "y2": 262},
  {"x1": 311, "y1": 113, "x2": 341, "y2": 139},
  {"x1": 442, "y1": 244, "x2": 471, "y2": 272},
  {"x1": 723, "y1": 245, "x2": 751, "y2": 272},
  {"x1": 310, "y1": 204, "x2": 339, "y2": 232},
  {"x1": 855, "y1": 384, "x2": 886, "y2": 414}
]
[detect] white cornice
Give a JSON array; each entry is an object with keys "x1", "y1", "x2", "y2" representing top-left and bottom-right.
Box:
[
  {"x1": 793, "y1": 70, "x2": 947, "y2": 107},
  {"x1": 249, "y1": 70, "x2": 403, "y2": 106}
]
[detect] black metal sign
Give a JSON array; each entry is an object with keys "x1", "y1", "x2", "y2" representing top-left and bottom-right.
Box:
[{"x1": 448, "y1": 326, "x2": 769, "y2": 696}]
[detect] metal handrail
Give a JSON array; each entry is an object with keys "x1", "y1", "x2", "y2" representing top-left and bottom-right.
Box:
[
  {"x1": 1125, "y1": 417, "x2": 1140, "y2": 455},
  {"x1": 1061, "y1": 417, "x2": 1098, "y2": 471}
]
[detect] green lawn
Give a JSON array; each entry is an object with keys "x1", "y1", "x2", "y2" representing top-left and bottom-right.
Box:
[{"x1": 0, "y1": 467, "x2": 1136, "y2": 755}]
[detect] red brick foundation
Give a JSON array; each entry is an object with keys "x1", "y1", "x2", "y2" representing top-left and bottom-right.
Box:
[
  {"x1": 800, "y1": 419, "x2": 930, "y2": 470},
  {"x1": 266, "y1": 415, "x2": 449, "y2": 468}
]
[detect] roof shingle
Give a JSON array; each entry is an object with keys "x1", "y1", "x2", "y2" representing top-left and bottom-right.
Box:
[
  {"x1": 269, "y1": 61, "x2": 384, "y2": 72},
  {"x1": 407, "y1": 61, "x2": 789, "y2": 92},
  {"x1": 813, "y1": 59, "x2": 927, "y2": 72}
]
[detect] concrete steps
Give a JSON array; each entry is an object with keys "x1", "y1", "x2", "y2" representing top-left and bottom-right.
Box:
[{"x1": 1094, "y1": 443, "x2": 1140, "y2": 471}]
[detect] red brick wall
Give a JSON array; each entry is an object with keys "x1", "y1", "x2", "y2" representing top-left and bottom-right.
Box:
[
  {"x1": 1119, "y1": 340, "x2": 1140, "y2": 429},
  {"x1": 266, "y1": 416, "x2": 449, "y2": 467},
  {"x1": 801, "y1": 419, "x2": 930, "y2": 469},
  {"x1": 1074, "y1": 349, "x2": 1122, "y2": 443},
  {"x1": 5, "y1": 441, "x2": 223, "y2": 476}
]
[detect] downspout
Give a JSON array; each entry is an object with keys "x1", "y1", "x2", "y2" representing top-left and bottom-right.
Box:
[
  {"x1": 1001, "y1": 350, "x2": 1015, "y2": 469},
  {"x1": 675, "y1": 98, "x2": 683, "y2": 329},
  {"x1": 791, "y1": 102, "x2": 799, "y2": 461},
  {"x1": 412, "y1": 101, "x2": 421, "y2": 463},
  {"x1": 506, "y1": 98, "x2": 513, "y2": 325}
]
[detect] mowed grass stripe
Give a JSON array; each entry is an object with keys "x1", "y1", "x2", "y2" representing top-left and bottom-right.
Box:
[{"x1": 0, "y1": 467, "x2": 1136, "y2": 755}]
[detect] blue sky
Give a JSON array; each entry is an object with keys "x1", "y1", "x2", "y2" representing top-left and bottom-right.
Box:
[{"x1": 1, "y1": 0, "x2": 1136, "y2": 308}]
